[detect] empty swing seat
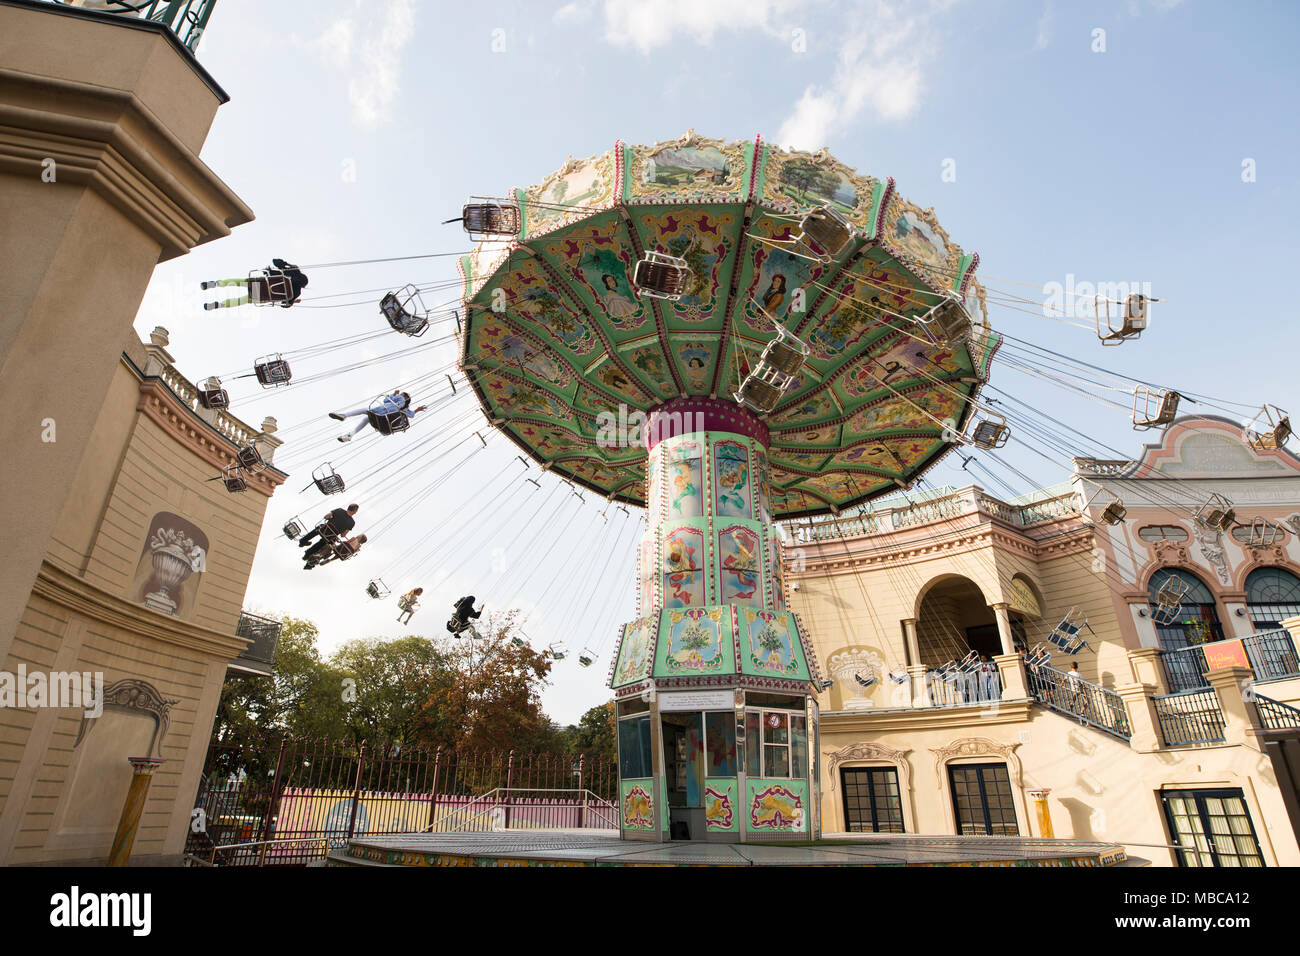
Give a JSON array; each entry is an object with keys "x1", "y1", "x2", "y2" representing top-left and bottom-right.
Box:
[
  {"x1": 462, "y1": 202, "x2": 521, "y2": 240},
  {"x1": 380, "y1": 288, "x2": 431, "y2": 337},
  {"x1": 236, "y1": 443, "x2": 264, "y2": 471},
  {"x1": 1101, "y1": 501, "x2": 1127, "y2": 524},
  {"x1": 221, "y1": 464, "x2": 246, "y2": 494},
  {"x1": 254, "y1": 355, "x2": 292, "y2": 388},
  {"x1": 734, "y1": 373, "x2": 788, "y2": 415},
  {"x1": 1097, "y1": 293, "x2": 1153, "y2": 344},
  {"x1": 633, "y1": 251, "x2": 691, "y2": 301},
  {"x1": 797, "y1": 205, "x2": 855, "y2": 261},
  {"x1": 313, "y1": 464, "x2": 346, "y2": 496},
  {"x1": 758, "y1": 323, "x2": 810, "y2": 377},
  {"x1": 198, "y1": 379, "x2": 229, "y2": 409},
  {"x1": 578, "y1": 652, "x2": 595, "y2": 668},
  {"x1": 282, "y1": 519, "x2": 305, "y2": 540},
  {"x1": 970, "y1": 418, "x2": 1009, "y2": 449},
  {"x1": 1196, "y1": 494, "x2": 1235, "y2": 532},
  {"x1": 367, "y1": 580, "x2": 389, "y2": 600}
]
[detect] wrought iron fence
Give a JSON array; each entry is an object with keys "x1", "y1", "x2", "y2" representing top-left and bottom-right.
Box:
[
  {"x1": 1152, "y1": 690, "x2": 1227, "y2": 747},
  {"x1": 1243, "y1": 628, "x2": 1300, "y2": 681},
  {"x1": 1252, "y1": 694, "x2": 1300, "y2": 731},
  {"x1": 185, "y1": 737, "x2": 618, "y2": 865},
  {"x1": 1158, "y1": 629, "x2": 1299, "y2": 692},
  {"x1": 44, "y1": 1, "x2": 216, "y2": 54},
  {"x1": 1026, "y1": 663, "x2": 1131, "y2": 739}
]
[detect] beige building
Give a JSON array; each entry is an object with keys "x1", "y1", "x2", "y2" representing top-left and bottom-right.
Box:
[
  {"x1": 789, "y1": 417, "x2": 1300, "y2": 865},
  {"x1": 0, "y1": 1, "x2": 274, "y2": 864}
]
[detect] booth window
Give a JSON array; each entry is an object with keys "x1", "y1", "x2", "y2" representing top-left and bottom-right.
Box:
[
  {"x1": 618, "y1": 714, "x2": 653, "y2": 779},
  {"x1": 744, "y1": 709, "x2": 807, "y2": 778}
]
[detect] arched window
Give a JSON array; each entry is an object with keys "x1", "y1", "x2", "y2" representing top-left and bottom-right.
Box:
[
  {"x1": 1147, "y1": 568, "x2": 1223, "y2": 650},
  {"x1": 1245, "y1": 567, "x2": 1300, "y2": 631}
]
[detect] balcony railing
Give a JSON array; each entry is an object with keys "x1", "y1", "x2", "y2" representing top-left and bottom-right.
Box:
[
  {"x1": 234, "y1": 611, "x2": 281, "y2": 672},
  {"x1": 1252, "y1": 694, "x2": 1300, "y2": 732},
  {"x1": 923, "y1": 663, "x2": 1002, "y2": 708},
  {"x1": 45, "y1": 1, "x2": 216, "y2": 54},
  {"x1": 1152, "y1": 690, "x2": 1226, "y2": 747},
  {"x1": 1026, "y1": 663, "x2": 1131, "y2": 740},
  {"x1": 1157, "y1": 628, "x2": 1300, "y2": 692}
]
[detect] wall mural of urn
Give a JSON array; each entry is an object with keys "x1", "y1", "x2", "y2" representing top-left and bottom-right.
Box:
[
  {"x1": 828, "y1": 647, "x2": 885, "y2": 709},
  {"x1": 131, "y1": 512, "x2": 208, "y2": 620}
]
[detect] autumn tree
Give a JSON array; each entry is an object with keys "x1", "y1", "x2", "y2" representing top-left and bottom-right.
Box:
[
  {"x1": 330, "y1": 635, "x2": 452, "y2": 743},
  {"x1": 410, "y1": 610, "x2": 558, "y2": 752}
]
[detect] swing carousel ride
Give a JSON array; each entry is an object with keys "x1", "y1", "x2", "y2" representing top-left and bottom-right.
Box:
[{"x1": 194, "y1": 133, "x2": 1290, "y2": 839}]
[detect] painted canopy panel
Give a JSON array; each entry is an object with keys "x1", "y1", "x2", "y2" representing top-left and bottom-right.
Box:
[{"x1": 459, "y1": 131, "x2": 991, "y2": 518}]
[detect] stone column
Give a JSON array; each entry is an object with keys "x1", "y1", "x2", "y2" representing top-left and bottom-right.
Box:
[
  {"x1": 1026, "y1": 788, "x2": 1054, "y2": 838},
  {"x1": 907, "y1": 663, "x2": 929, "y2": 708},
  {"x1": 107, "y1": 757, "x2": 164, "y2": 866},
  {"x1": 995, "y1": 652, "x2": 1029, "y2": 700},
  {"x1": 1116, "y1": 683, "x2": 1162, "y2": 753},
  {"x1": 990, "y1": 603, "x2": 1016, "y2": 656},
  {"x1": 1127, "y1": 647, "x2": 1168, "y2": 695},
  {"x1": 902, "y1": 618, "x2": 921, "y2": 667},
  {"x1": 0, "y1": 3, "x2": 253, "y2": 656},
  {"x1": 1205, "y1": 665, "x2": 1260, "y2": 753}
]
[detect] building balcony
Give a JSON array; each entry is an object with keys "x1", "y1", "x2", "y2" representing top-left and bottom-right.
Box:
[
  {"x1": 31, "y1": 0, "x2": 216, "y2": 55},
  {"x1": 230, "y1": 611, "x2": 281, "y2": 676}
]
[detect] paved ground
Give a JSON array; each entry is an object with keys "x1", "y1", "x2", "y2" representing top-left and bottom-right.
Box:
[{"x1": 330, "y1": 829, "x2": 1130, "y2": 867}]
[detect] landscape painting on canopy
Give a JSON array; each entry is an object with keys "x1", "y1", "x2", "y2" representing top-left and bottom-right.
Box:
[
  {"x1": 642, "y1": 145, "x2": 734, "y2": 188},
  {"x1": 776, "y1": 158, "x2": 858, "y2": 214}
]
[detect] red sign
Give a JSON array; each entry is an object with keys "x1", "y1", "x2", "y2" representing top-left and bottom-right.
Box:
[{"x1": 1203, "y1": 639, "x2": 1249, "y2": 671}]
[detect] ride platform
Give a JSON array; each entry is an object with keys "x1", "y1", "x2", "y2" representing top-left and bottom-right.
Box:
[{"x1": 329, "y1": 829, "x2": 1135, "y2": 868}]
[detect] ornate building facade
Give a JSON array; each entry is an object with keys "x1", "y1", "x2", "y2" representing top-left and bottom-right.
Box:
[{"x1": 788, "y1": 417, "x2": 1300, "y2": 865}]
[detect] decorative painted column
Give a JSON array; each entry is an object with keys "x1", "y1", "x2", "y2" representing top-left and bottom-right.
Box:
[
  {"x1": 107, "y1": 757, "x2": 164, "y2": 867},
  {"x1": 609, "y1": 398, "x2": 822, "y2": 844},
  {"x1": 991, "y1": 603, "x2": 1016, "y2": 656},
  {"x1": 1027, "y1": 788, "x2": 1054, "y2": 838}
]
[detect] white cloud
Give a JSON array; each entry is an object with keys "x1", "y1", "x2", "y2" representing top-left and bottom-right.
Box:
[
  {"x1": 776, "y1": 1, "x2": 949, "y2": 151},
  {"x1": 348, "y1": 0, "x2": 418, "y2": 130},
  {"x1": 1034, "y1": 2, "x2": 1053, "y2": 51},
  {"x1": 599, "y1": 0, "x2": 807, "y2": 54},
  {"x1": 554, "y1": 1, "x2": 593, "y2": 23}
]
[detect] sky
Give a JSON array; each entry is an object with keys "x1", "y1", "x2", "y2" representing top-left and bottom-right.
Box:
[{"x1": 133, "y1": 0, "x2": 1300, "y2": 725}]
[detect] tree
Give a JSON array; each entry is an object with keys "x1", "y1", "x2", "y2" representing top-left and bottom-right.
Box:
[
  {"x1": 329, "y1": 635, "x2": 452, "y2": 743},
  {"x1": 563, "y1": 701, "x2": 616, "y2": 764},
  {"x1": 409, "y1": 610, "x2": 558, "y2": 752},
  {"x1": 212, "y1": 617, "x2": 350, "y2": 748}
]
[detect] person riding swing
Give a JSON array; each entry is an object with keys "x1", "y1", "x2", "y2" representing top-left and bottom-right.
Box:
[
  {"x1": 446, "y1": 595, "x2": 482, "y2": 636},
  {"x1": 203, "y1": 258, "x2": 309, "y2": 310}
]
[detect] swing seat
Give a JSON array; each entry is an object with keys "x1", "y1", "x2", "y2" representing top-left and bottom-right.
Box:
[
  {"x1": 578, "y1": 654, "x2": 594, "y2": 668},
  {"x1": 282, "y1": 519, "x2": 305, "y2": 540},
  {"x1": 198, "y1": 379, "x2": 229, "y2": 409},
  {"x1": 367, "y1": 408, "x2": 410, "y2": 436},
  {"x1": 853, "y1": 671, "x2": 876, "y2": 687},
  {"x1": 1132, "y1": 388, "x2": 1180, "y2": 431},
  {"x1": 248, "y1": 270, "x2": 295, "y2": 307},
  {"x1": 380, "y1": 287, "x2": 431, "y2": 337},
  {"x1": 970, "y1": 417, "x2": 1009, "y2": 450},
  {"x1": 220, "y1": 464, "x2": 246, "y2": 494},
  {"x1": 366, "y1": 580, "x2": 389, "y2": 600},
  {"x1": 1196, "y1": 494, "x2": 1235, "y2": 532},
  {"x1": 1245, "y1": 405, "x2": 1291, "y2": 451},
  {"x1": 511, "y1": 637, "x2": 526, "y2": 648},
  {"x1": 236, "y1": 443, "x2": 264, "y2": 472},
  {"x1": 1101, "y1": 501, "x2": 1127, "y2": 525},
  {"x1": 1096, "y1": 293, "x2": 1152, "y2": 344},
  {"x1": 796, "y1": 204, "x2": 855, "y2": 262},
  {"x1": 313, "y1": 464, "x2": 346, "y2": 496},
  {"x1": 758, "y1": 322, "x2": 810, "y2": 377},
  {"x1": 462, "y1": 202, "x2": 521, "y2": 241},
  {"x1": 547, "y1": 643, "x2": 567, "y2": 660},
  {"x1": 734, "y1": 374, "x2": 788, "y2": 415},
  {"x1": 254, "y1": 355, "x2": 292, "y2": 388},
  {"x1": 633, "y1": 251, "x2": 691, "y2": 301},
  {"x1": 888, "y1": 671, "x2": 908, "y2": 685},
  {"x1": 914, "y1": 294, "x2": 971, "y2": 345}
]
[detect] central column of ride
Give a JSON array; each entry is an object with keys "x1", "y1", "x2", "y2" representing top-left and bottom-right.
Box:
[{"x1": 608, "y1": 398, "x2": 821, "y2": 844}]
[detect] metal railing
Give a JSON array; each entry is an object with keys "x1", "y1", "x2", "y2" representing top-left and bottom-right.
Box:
[
  {"x1": 185, "y1": 737, "x2": 618, "y2": 865},
  {"x1": 1026, "y1": 663, "x2": 1131, "y2": 739},
  {"x1": 234, "y1": 611, "x2": 281, "y2": 670},
  {"x1": 1152, "y1": 690, "x2": 1227, "y2": 746},
  {"x1": 434, "y1": 788, "x2": 618, "y2": 833},
  {"x1": 1243, "y1": 628, "x2": 1300, "y2": 681},
  {"x1": 1157, "y1": 628, "x2": 1299, "y2": 692},
  {"x1": 923, "y1": 664, "x2": 1002, "y2": 708},
  {"x1": 46, "y1": 1, "x2": 216, "y2": 54},
  {"x1": 1252, "y1": 694, "x2": 1300, "y2": 732}
]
